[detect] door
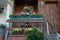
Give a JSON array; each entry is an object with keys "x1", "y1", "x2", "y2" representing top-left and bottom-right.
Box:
[{"x1": 45, "y1": 2, "x2": 60, "y2": 33}]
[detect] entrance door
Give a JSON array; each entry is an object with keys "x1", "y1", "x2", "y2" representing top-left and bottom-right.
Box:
[{"x1": 45, "y1": 2, "x2": 60, "y2": 33}]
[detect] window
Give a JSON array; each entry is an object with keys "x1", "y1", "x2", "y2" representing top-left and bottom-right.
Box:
[{"x1": 0, "y1": 8, "x2": 4, "y2": 13}]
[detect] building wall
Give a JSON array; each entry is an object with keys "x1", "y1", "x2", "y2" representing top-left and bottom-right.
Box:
[
  {"x1": 13, "y1": 0, "x2": 60, "y2": 33},
  {"x1": 0, "y1": 6, "x2": 7, "y2": 25}
]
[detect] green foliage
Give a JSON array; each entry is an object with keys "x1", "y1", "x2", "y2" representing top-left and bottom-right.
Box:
[
  {"x1": 0, "y1": 24, "x2": 6, "y2": 29},
  {"x1": 9, "y1": 14, "x2": 16, "y2": 17},
  {"x1": 31, "y1": 14, "x2": 43, "y2": 17},
  {"x1": 26, "y1": 28, "x2": 45, "y2": 40}
]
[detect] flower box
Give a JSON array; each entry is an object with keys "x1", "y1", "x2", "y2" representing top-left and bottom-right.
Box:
[
  {"x1": 9, "y1": 15, "x2": 21, "y2": 20},
  {"x1": 12, "y1": 28, "x2": 23, "y2": 35},
  {"x1": 9, "y1": 14, "x2": 43, "y2": 20},
  {"x1": 21, "y1": 15, "x2": 31, "y2": 20},
  {"x1": 31, "y1": 14, "x2": 43, "y2": 20}
]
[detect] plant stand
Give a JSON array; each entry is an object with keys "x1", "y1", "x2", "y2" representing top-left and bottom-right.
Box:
[{"x1": 6, "y1": 16, "x2": 49, "y2": 40}]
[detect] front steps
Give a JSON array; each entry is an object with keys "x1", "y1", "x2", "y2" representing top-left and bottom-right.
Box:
[{"x1": 46, "y1": 34, "x2": 59, "y2": 40}]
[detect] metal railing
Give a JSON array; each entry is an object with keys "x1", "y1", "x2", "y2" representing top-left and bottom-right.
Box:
[
  {"x1": 47, "y1": 20, "x2": 60, "y2": 40},
  {"x1": 4, "y1": 20, "x2": 60, "y2": 40},
  {"x1": 4, "y1": 30, "x2": 9, "y2": 40}
]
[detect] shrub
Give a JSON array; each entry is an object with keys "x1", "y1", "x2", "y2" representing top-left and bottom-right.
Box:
[{"x1": 26, "y1": 28, "x2": 45, "y2": 40}]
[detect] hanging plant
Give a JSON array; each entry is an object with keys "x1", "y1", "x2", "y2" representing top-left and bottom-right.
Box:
[{"x1": 23, "y1": 7, "x2": 30, "y2": 12}]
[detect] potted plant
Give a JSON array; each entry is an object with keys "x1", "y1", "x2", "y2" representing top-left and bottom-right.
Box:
[
  {"x1": 23, "y1": 6, "x2": 30, "y2": 12},
  {"x1": 12, "y1": 28, "x2": 23, "y2": 35},
  {"x1": 25, "y1": 28, "x2": 45, "y2": 40}
]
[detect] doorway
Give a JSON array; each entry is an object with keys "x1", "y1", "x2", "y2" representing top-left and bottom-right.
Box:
[{"x1": 14, "y1": 0, "x2": 38, "y2": 13}]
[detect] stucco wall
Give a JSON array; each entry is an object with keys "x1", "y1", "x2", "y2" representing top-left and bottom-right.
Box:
[{"x1": 0, "y1": 6, "x2": 7, "y2": 25}]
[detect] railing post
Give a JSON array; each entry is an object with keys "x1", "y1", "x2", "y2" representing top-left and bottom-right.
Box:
[
  {"x1": 4, "y1": 30, "x2": 9, "y2": 40},
  {"x1": 57, "y1": 36, "x2": 59, "y2": 40},
  {"x1": 46, "y1": 21, "x2": 49, "y2": 35}
]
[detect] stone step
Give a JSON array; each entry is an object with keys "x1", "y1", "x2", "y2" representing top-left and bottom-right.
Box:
[{"x1": 45, "y1": 34, "x2": 58, "y2": 40}]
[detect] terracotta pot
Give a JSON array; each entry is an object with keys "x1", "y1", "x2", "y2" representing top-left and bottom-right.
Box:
[{"x1": 0, "y1": 36, "x2": 3, "y2": 40}]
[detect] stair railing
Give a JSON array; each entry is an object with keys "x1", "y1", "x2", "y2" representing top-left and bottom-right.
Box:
[
  {"x1": 4, "y1": 29, "x2": 9, "y2": 40},
  {"x1": 47, "y1": 20, "x2": 60, "y2": 40}
]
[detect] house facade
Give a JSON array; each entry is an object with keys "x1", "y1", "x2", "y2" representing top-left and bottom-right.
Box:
[
  {"x1": 0, "y1": 0, "x2": 60, "y2": 40},
  {"x1": 1, "y1": 0, "x2": 59, "y2": 33}
]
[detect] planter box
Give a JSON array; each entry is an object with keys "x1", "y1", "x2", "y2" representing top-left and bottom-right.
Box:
[
  {"x1": 9, "y1": 15, "x2": 43, "y2": 20},
  {"x1": 8, "y1": 35, "x2": 25, "y2": 40},
  {"x1": 21, "y1": 15, "x2": 31, "y2": 20},
  {"x1": 9, "y1": 16, "x2": 21, "y2": 20},
  {"x1": 0, "y1": 36, "x2": 3, "y2": 40},
  {"x1": 31, "y1": 15, "x2": 43, "y2": 20},
  {"x1": 32, "y1": 17, "x2": 43, "y2": 20}
]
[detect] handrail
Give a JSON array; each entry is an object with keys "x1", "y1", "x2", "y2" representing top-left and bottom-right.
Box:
[
  {"x1": 47, "y1": 20, "x2": 60, "y2": 37},
  {"x1": 47, "y1": 20, "x2": 57, "y2": 33},
  {"x1": 4, "y1": 29, "x2": 9, "y2": 40}
]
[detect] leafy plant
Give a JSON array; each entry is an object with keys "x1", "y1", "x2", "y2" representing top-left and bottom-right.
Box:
[
  {"x1": 23, "y1": 7, "x2": 30, "y2": 12},
  {"x1": 9, "y1": 14, "x2": 17, "y2": 17},
  {"x1": 0, "y1": 24, "x2": 6, "y2": 29},
  {"x1": 26, "y1": 28, "x2": 45, "y2": 40}
]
